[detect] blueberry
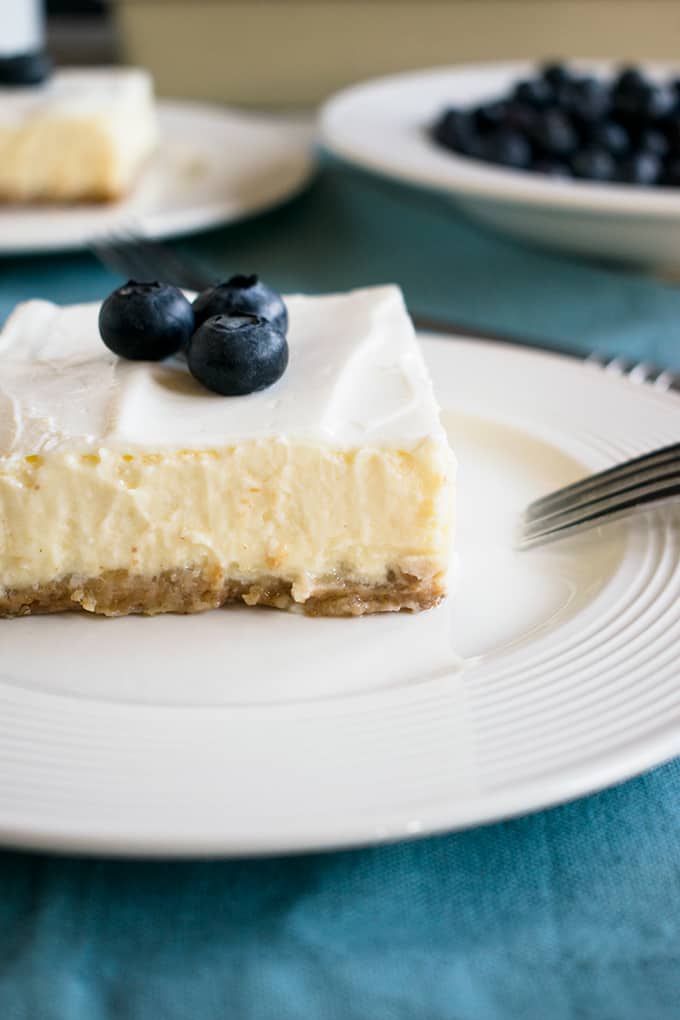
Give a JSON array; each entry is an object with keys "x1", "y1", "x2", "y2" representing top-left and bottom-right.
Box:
[
  {"x1": 617, "y1": 151, "x2": 661, "y2": 185},
  {"x1": 432, "y1": 108, "x2": 478, "y2": 152},
  {"x1": 638, "y1": 128, "x2": 669, "y2": 158},
  {"x1": 187, "y1": 314, "x2": 288, "y2": 396},
  {"x1": 541, "y1": 63, "x2": 572, "y2": 90},
  {"x1": 569, "y1": 77, "x2": 611, "y2": 123},
  {"x1": 532, "y1": 109, "x2": 579, "y2": 157},
  {"x1": 98, "y1": 281, "x2": 194, "y2": 361},
  {"x1": 531, "y1": 158, "x2": 572, "y2": 178},
  {"x1": 640, "y1": 85, "x2": 675, "y2": 120},
  {"x1": 611, "y1": 68, "x2": 652, "y2": 124},
  {"x1": 484, "y1": 129, "x2": 532, "y2": 168},
  {"x1": 513, "y1": 78, "x2": 553, "y2": 108},
  {"x1": 452, "y1": 132, "x2": 488, "y2": 160},
  {"x1": 588, "y1": 119, "x2": 630, "y2": 156},
  {"x1": 503, "y1": 102, "x2": 538, "y2": 134},
  {"x1": 661, "y1": 98, "x2": 680, "y2": 128},
  {"x1": 614, "y1": 82, "x2": 674, "y2": 124},
  {"x1": 192, "y1": 274, "x2": 288, "y2": 334},
  {"x1": 613, "y1": 66, "x2": 649, "y2": 96},
  {"x1": 661, "y1": 157, "x2": 680, "y2": 186},
  {"x1": 0, "y1": 50, "x2": 51, "y2": 87},
  {"x1": 570, "y1": 147, "x2": 616, "y2": 181},
  {"x1": 474, "y1": 101, "x2": 509, "y2": 133},
  {"x1": 661, "y1": 113, "x2": 680, "y2": 152}
]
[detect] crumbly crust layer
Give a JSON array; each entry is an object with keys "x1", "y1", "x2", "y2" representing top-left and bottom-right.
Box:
[
  {"x1": 0, "y1": 187, "x2": 122, "y2": 204},
  {"x1": 0, "y1": 566, "x2": 446, "y2": 619}
]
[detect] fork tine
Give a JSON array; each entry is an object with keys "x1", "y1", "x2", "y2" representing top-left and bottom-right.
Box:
[
  {"x1": 628, "y1": 362, "x2": 664, "y2": 385},
  {"x1": 109, "y1": 230, "x2": 189, "y2": 287},
  {"x1": 655, "y1": 370, "x2": 680, "y2": 393},
  {"x1": 89, "y1": 228, "x2": 216, "y2": 291},
  {"x1": 91, "y1": 232, "x2": 158, "y2": 282},
  {"x1": 525, "y1": 460, "x2": 680, "y2": 531},
  {"x1": 587, "y1": 352, "x2": 680, "y2": 392},
  {"x1": 525, "y1": 442, "x2": 680, "y2": 519},
  {"x1": 119, "y1": 231, "x2": 215, "y2": 290},
  {"x1": 520, "y1": 472, "x2": 680, "y2": 548},
  {"x1": 89, "y1": 236, "x2": 143, "y2": 280}
]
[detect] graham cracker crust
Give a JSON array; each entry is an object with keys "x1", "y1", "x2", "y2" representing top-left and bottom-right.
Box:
[
  {"x1": 0, "y1": 566, "x2": 445, "y2": 619},
  {"x1": 0, "y1": 187, "x2": 124, "y2": 205}
]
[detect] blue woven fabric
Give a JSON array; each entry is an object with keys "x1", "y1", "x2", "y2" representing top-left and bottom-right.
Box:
[{"x1": 0, "y1": 162, "x2": 678, "y2": 1020}]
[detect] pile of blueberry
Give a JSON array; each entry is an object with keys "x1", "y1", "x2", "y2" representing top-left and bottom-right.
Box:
[
  {"x1": 98, "y1": 275, "x2": 289, "y2": 396},
  {"x1": 432, "y1": 63, "x2": 680, "y2": 186}
]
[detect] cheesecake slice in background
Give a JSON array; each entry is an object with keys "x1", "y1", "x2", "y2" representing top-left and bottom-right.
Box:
[{"x1": 0, "y1": 67, "x2": 158, "y2": 203}]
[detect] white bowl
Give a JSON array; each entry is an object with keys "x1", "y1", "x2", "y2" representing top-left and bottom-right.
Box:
[{"x1": 320, "y1": 62, "x2": 680, "y2": 266}]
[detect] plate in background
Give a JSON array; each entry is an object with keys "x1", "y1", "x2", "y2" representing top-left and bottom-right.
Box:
[
  {"x1": 321, "y1": 62, "x2": 680, "y2": 265},
  {"x1": 1, "y1": 336, "x2": 679, "y2": 856},
  {"x1": 0, "y1": 101, "x2": 316, "y2": 255}
]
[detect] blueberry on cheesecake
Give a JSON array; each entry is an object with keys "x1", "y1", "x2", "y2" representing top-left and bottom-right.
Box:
[
  {"x1": 193, "y1": 275, "x2": 289, "y2": 334},
  {"x1": 99, "y1": 282, "x2": 195, "y2": 361}
]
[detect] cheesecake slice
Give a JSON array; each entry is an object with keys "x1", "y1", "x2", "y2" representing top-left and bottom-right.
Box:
[
  {"x1": 0, "y1": 67, "x2": 158, "y2": 203},
  {"x1": 0, "y1": 285, "x2": 455, "y2": 617}
]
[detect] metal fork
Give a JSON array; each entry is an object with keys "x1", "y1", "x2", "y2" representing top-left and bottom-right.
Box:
[{"x1": 518, "y1": 442, "x2": 680, "y2": 548}]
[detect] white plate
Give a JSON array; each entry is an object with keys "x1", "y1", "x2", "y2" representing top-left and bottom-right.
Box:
[
  {"x1": 2, "y1": 336, "x2": 680, "y2": 856},
  {"x1": 0, "y1": 101, "x2": 315, "y2": 254},
  {"x1": 320, "y1": 63, "x2": 680, "y2": 265}
]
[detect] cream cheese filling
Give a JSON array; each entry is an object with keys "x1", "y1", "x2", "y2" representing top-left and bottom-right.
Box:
[{"x1": 0, "y1": 438, "x2": 455, "y2": 598}]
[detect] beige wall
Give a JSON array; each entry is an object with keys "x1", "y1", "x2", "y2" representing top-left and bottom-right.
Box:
[{"x1": 117, "y1": 1, "x2": 680, "y2": 107}]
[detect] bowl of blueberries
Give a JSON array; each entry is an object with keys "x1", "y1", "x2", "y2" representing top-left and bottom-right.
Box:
[{"x1": 321, "y1": 61, "x2": 680, "y2": 264}]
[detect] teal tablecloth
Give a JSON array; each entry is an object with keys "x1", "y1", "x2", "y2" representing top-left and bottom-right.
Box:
[{"x1": 1, "y1": 163, "x2": 679, "y2": 1020}]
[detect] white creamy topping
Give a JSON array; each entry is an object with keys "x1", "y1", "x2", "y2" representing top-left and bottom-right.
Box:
[
  {"x1": 0, "y1": 285, "x2": 447, "y2": 454},
  {"x1": 0, "y1": 67, "x2": 154, "y2": 123}
]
